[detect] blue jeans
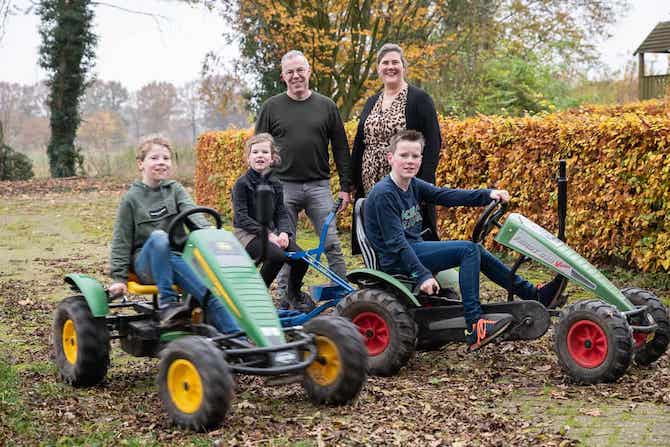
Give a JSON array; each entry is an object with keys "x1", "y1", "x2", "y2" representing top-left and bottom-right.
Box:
[
  {"x1": 276, "y1": 179, "x2": 346, "y2": 292},
  {"x1": 134, "y1": 230, "x2": 240, "y2": 334},
  {"x1": 411, "y1": 241, "x2": 537, "y2": 327}
]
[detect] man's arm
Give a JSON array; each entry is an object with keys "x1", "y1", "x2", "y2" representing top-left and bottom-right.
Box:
[
  {"x1": 373, "y1": 193, "x2": 433, "y2": 285},
  {"x1": 328, "y1": 102, "x2": 352, "y2": 194},
  {"x1": 255, "y1": 101, "x2": 271, "y2": 134}
]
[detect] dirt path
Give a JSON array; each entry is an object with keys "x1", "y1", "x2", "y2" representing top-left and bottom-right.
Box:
[{"x1": 1, "y1": 178, "x2": 668, "y2": 446}]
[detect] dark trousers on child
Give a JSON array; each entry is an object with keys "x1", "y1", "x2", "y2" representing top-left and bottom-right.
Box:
[{"x1": 245, "y1": 237, "x2": 309, "y2": 295}]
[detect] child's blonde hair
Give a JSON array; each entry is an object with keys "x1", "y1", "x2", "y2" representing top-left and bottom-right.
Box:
[
  {"x1": 136, "y1": 136, "x2": 172, "y2": 161},
  {"x1": 244, "y1": 133, "x2": 281, "y2": 166}
]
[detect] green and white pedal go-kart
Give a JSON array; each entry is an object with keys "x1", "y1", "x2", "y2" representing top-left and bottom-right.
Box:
[
  {"x1": 52, "y1": 203, "x2": 367, "y2": 432},
  {"x1": 338, "y1": 161, "x2": 669, "y2": 383}
]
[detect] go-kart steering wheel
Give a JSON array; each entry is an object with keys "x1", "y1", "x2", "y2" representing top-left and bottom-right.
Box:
[
  {"x1": 167, "y1": 206, "x2": 222, "y2": 251},
  {"x1": 471, "y1": 199, "x2": 508, "y2": 243}
]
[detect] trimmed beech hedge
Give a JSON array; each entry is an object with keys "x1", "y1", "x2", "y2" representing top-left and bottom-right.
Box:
[{"x1": 195, "y1": 100, "x2": 670, "y2": 272}]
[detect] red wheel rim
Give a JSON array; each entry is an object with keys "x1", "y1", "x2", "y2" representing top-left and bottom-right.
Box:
[
  {"x1": 633, "y1": 331, "x2": 648, "y2": 349},
  {"x1": 352, "y1": 312, "x2": 390, "y2": 356},
  {"x1": 567, "y1": 320, "x2": 609, "y2": 368}
]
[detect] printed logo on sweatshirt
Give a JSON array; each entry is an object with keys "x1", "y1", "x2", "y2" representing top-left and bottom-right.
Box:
[
  {"x1": 149, "y1": 206, "x2": 168, "y2": 218},
  {"x1": 401, "y1": 205, "x2": 422, "y2": 230}
]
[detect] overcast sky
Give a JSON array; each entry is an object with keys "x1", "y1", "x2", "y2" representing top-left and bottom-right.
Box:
[{"x1": 1, "y1": 0, "x2": 670, "y2": 89}]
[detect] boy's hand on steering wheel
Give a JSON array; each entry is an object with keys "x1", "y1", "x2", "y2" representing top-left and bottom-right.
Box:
[
  {"x1": 108, "y1": 282, "x2": 127, "y2": 297},
  {"x1": 490, "y1": 189, "x2": 510, "y2": 202},
  {"x1": 419, "y1": 277, "x2": 440, "y2": 295}
]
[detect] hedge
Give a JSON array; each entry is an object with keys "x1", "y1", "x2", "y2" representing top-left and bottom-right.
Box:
[{"x1": 195, "y1": 99, "x2": 670, "y2": 272}]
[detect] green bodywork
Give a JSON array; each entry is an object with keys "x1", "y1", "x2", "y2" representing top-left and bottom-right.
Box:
[
  {"x1": 347, "y1": 269, "x2": 420, "y2": 307},
  {"x1": 64, "y1": 274, "x2": 109, "y2": 317},
  {"x1": 182, "y1": 228, "x2": 285, "y2": 347},
  {"x1": 495, "y1": 213, "x2": 634, "y2": 312}
]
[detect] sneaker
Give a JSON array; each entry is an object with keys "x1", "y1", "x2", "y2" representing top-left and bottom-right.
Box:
[
  {"x1": 465, "y1": 315, "x2": 513, "y2": 352},
  {"x1": 290, "y1": 291, "x2": 316, "y2": 313},
  {"x1": 537, "y1": 274, "x2": 567, "y2": 309},
  {"x1": 276, "y1": 289, "x2": 291, "y2": 310},
  {"x1": 159, "y1": 302, "x2": 190, "y2": 328}
]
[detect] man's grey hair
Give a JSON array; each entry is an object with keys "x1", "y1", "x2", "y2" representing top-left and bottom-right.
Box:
[
  {"x1": 376, "y1": 43, "x2": 408, "y2": 68},
  {"x1": 281, "y1": 50, "x2": 309, "y2": 68}
]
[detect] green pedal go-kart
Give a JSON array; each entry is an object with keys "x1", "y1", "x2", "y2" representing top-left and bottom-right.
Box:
[
  {"x1": 338, "y1": 161, "x2": 669, "y2": 383},
  {"x1": 52, "y1": 205, "x2": 367, "y2": 432}
]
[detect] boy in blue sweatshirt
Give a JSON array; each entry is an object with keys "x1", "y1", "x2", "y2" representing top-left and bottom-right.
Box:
[{"x1": 364, "y1": 130, "x2": 561, "y2": 351}]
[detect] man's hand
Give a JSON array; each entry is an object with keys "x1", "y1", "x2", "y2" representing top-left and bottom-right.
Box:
[
  {"x1": 490, "y1": 189, "x2": 510, "y2": 202},
  {"x1": 419, "y1": 277, "x2": 440, "y2": 295},
  {"x1": 108, "y1": 282, "x2": 127, "y2": 298},
  {"x1": 276, "y1": 232, "x2": 289, "y2": 249},
  {"x1": 338, "y1": 191, "x2": 350, "y2": 211}
]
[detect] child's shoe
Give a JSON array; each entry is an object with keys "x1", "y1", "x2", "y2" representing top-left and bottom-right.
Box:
[
  {"x1": 465, "y1": 315, "x2": 513, "y2": 352},
  {"x1": 536, "y1": 274, "x2": 567, "y2": 309},
  {"x1": 159, "y1": 302, "x2": 190, "y2": 328}
]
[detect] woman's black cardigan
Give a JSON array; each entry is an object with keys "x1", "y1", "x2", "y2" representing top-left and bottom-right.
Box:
[{"x1": 350, "y1": 84, "x2": 442, "y2": 254}]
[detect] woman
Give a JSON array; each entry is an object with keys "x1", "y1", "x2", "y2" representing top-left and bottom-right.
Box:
[{"x1": 351, "y1": 43, "x2": 442, "y2": 254}]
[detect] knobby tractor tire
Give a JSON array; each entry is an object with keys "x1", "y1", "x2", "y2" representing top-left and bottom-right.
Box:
[
  {"x1": 302, "y1": 316, "x2": 367, "y2": 405},
  {"x1": 158, "y1": 336, "x2": 233, "y2": 431},
  {"x1": 621, "y1": 287, "x2": 670, "y2": 366},
  {"x1": 53, "y1": 295, "x2": 110, "y2": 387},
  {"x1": 553, "y1": 299, "x2": 633, "y2": 384},
  {"x1": 335, "y1": 288, "x2": 416, "y2": 376}
]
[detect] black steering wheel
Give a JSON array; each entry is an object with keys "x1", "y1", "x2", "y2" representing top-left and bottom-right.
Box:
[
  {"x1": 166, "y1": 206, "x2": 222, "y2": 251},
  {"x1": 471, "y1": 199, "x2": 508, "y2": 243}
]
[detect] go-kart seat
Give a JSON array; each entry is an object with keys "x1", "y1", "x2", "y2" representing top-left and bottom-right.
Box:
[
  {"x1": 126, "y1": 272, "x2": 181, "y2": 296},
  {"x1": 354, "y1": 198, "x2": 378, "y2": 270},
  {"x1": 354, "y1": 198, "x2": 460, "y2": 296}
]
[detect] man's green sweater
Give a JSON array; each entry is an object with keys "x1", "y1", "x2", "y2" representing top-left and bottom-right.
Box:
[{"x1": 109, "y1": 180, "x2": 203, "y2": 283}]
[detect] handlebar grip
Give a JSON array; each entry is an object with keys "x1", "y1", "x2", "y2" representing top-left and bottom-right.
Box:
[{"x1": 331, "y1": 197, "x2": 344, "y2": 214}]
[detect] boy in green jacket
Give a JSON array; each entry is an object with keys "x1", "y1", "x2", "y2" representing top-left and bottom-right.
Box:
[{"x1": 108, "y1": 137, "x2": 239, "y2": 332}]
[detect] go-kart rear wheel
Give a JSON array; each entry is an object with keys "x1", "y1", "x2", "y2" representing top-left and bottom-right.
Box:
[
  {"x1": 553, "y1": 299, "x2": 632, "y2": 384},
  {"x1": 53, "y1": 295, "x2": 110, "y2": 386},
  {"x1": 302, "y1": 316, "x2": 367, "y2": 405},
  {"x1": 621, "y1": 287, "x2": 670, "y2": 365},
  {"x1": 158, "y1": 336, "x2": 233, "y2": 431},
  {"x1": 336, "y1": 288, "x2": 416, "y2": 376}
]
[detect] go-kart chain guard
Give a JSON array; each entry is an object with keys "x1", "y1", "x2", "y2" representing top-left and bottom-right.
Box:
[
  {"x1": 211, "y1": 327, "x2": 318, "y2": 376},
  {"x1": 411, "y1": 300, "x2": 551, "y2": 345}
]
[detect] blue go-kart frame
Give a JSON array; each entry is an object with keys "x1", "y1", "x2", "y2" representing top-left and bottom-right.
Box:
[{"x1": 277, "y1": 198, "x2": 355, "y2": 327}]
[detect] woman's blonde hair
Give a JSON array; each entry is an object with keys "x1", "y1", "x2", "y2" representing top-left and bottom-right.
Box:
[
  {"x1": 136, "y1": 136, "x2": 172, "y2": 161},
  {"x1": 244, "y1": 133, "x2": 281, "y2": 166}
]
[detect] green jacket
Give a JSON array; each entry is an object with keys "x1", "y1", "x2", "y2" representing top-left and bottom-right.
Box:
[{"x1": 109, "y1": 180, "x2": 204, "y2": 283}]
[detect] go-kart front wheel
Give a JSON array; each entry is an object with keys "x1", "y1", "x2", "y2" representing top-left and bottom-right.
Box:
[
  {"x1": 302, "y1": 316, "x2": 367, "y2": 405},
  {"x1": 336, "y1": 288, "x2": 416, "y2": 376},
  {"x1": 158, "y1": 336, "x2": 233, "y2": 431},
  {"x1": 553, "y1": 299, "x2": 633, "y2": 384},
  {"x1": 53, "y1": 295, "x2": 110, "y2": 386},
  {"x1": 622, "y1": 287, "x2": 670, "y2": 365}
]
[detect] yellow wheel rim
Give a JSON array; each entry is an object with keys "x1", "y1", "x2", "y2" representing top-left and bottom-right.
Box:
[
  {"x1": 62, "y1": 319, "x2": 77, "y2": 365},
  {"x1": 306, "y1": 336, "x2": 341, "y2": 386},
  {"x1": 167, "y1": 359, "x2": 203, "y2": 414}
]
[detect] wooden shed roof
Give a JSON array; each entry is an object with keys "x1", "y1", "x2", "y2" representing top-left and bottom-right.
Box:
[{"x1": 635, "y1": 21, "x2": 670, "y2": 54}]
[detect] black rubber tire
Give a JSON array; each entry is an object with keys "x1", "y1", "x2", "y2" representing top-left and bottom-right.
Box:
[
  {"x1": 53, "y1": 295, "x2": 110, "y2": 387},
  {"x1": 621, "y1": 287, "x2": 670, "y2": 366},
  {"x1": 158, "y1": 336, "x2": 233, "y2": 431},
  {"x1": 553, "y1": 299, "x2": 633, "y2": 384},
  {"x1": 335, "y1": 288, "x2": 416, "y2": 376},
  {"x1": 302, "y1": 316, "x2": 367, "y2": 405}
]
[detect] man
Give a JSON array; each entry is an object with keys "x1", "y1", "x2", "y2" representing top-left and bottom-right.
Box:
[
  {"x1": 364, "y1": 129, "x2": 562, "y2": 351},
  {"x1": 255, "y1": 50, "x2": 352, "y2": 310}
]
